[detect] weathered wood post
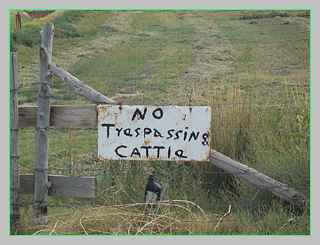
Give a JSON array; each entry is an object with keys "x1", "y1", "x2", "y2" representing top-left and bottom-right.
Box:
[
  {"x1": 10, "y1": 52, "x2": 20, "y2": 233},
  {"x1": 33, "y1": 23, "x2": 54, "y2": 226},
  {"x1": 16, "y1": 12, "x2": 22, "y2": 30}
]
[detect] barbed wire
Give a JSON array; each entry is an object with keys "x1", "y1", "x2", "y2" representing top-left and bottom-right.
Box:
[
  {"x1": 17, "y1": 200, "x2": 304, "y2": 210},
  {"x1": 16, "y1": 161, "x2": 310, "y2": 193},
  {"x1": 210, "y1": 99, "x2": 309, "y2": 106},
  {"x1": 37, "y1": 166, "x2": 309, "y2": 176},
  {"x1": 16, "y1": 96, "x2": 310, "y2": 132},
  {"x1": 213, "y1": 127, "x2": 309, "y2": 131},
  {"x1": 43, "y1": 126, "x2": 309, "y2": 132},
  {"x1": 17, "y1": 88, "x2": 310, "y2": 106},
  {"x1": 13, "y1": 176, "x2": 310, "y2": 193}
]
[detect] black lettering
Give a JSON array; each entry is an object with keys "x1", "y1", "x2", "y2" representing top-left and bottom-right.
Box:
[
  {"x1": 175, "y1": 149, "x2": 188, "y2": 158},
  {"x1": 168, "y1": 146, "x2": 171, "y2": 158},
  {"x1": 202, "y1": 133, "x2": 209, "y2": 146},
  {"x1": 124, "y1": 128, "x2": 133, "y2": 137},
  {"x1": 101, "y1": 123, "x2": 115, "y2": 138},
  {"x1": 152, "y1": 108, "x2": 163, "y2": 119},
  {"x1": 131, "y1": 147, "x2": 141, "y2": 157},
  {"x1": 153, "y1": 146, "x2": 165, "y2": 159},
  {"x1": 132, "y1": 107, "x2": 147, "y2": 121},
  {"x1": 183, "y1": 127, "x2": 189, "y2": 141},
  {"x1": 115, "y1": 128, "x2": 123, "y2": 137},
  {"x1": 141, "y1": 146, "x2": 152, "y2": 158},
  {"x1": 174, "y1": 130, "x2": 183, "y2": 140},
  {"x1": 135, "y1": 127, "x2": 141, "y2": 137},
  {"x1": 167, "y1": 129, "x2": 175, "y2": 139},
  {"x1": 144, "y1": 127, "x2": 152, "y2": 138},
  {"x1": 115, "y1": 145, "x2": 127, "y2": 158},
  {"x1": 188, "y1": 131, "x2": 200, "y2": 141},
  {"x1": 154, "y1": 128, "x2": 164, "y2": 138}
]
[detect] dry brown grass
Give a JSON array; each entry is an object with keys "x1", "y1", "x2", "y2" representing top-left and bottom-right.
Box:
[
  {"x1": 168, "y1": 81, "x2": 254, "y2": 160},
  {"x1": 17, "y1": 200, "x2": 235, "y2": 235}
]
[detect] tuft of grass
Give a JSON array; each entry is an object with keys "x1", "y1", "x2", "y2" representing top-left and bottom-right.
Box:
[
  {"x1": 52, "y1": 10, "x2": 84, "y2": 38},
  {"x1": 10, "y1": 25, "x2": 42, "y2": 52},
  {"x1": 238, "y1": 11, "x2": 290, "y2": 20}
]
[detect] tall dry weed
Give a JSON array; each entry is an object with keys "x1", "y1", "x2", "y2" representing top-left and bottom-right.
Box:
[{"x1": 167, "y1": 81, "x2": 254, "y2": 194}]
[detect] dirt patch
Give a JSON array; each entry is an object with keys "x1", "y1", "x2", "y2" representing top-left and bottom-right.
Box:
[{"x1": 24, "y1": 10, "x2": 55, "y2": 18}]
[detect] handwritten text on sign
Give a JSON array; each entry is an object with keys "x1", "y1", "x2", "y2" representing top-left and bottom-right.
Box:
[{"x1": 98, "y1": 105, "x2": 211, "y2": 161}]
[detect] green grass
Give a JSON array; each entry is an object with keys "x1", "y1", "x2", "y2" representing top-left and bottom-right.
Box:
[
  {"x1": 11, "y1": 10, "x2": 310, "y2": 235},
  {"x1": 68, "y1": 11, "x2": 198, "y2": 103},
  {"x1": 211, "y1": 11, "x2": 310, "y2": 95}
]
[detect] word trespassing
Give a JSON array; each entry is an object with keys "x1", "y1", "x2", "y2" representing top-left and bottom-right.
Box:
[{"x1": 101, "y1": 124, "x2": 210, "y2": 145}]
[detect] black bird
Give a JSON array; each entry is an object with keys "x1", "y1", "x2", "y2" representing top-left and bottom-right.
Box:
[{"x1": 145, "y1": 174, "x2": 161, "y2": 204}]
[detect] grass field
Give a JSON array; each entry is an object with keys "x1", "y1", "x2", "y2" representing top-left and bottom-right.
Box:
[{"x1": 10, "y1": 10, "x2": 310, "y2": 235}]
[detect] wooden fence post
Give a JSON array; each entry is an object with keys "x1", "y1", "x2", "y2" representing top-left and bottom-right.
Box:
[
  {"x1": 33, "y1": 23, "x2": 54, "y2": 226},
  {"x1": 10, "y1": 52, "x2": 20, "y2": 233},
  {"x1": 15, "y1": 12, "x2": 22, "y2": 30}
]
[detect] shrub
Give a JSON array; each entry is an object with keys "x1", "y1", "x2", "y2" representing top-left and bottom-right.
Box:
[{"x1": 10, "y1": 25, "x2": 42, "y2": 50}]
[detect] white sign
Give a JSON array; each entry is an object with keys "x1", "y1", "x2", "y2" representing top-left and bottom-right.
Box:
[{"x1": 98, "y1": 105, "x2": 211, "y2": 161}]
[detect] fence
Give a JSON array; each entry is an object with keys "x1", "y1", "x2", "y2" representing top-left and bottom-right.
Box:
[
  {"x1": 15, "y1": 12, "x2": 22, "y2": 30},
  {"x1": 10, "y1": 18, "x2": 310, "y2": 235}
]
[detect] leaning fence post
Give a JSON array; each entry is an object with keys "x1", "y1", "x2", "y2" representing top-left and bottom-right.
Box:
[
  {"x1": 10, "y1": 52, "x2": 20, "y2": 233},
  {"x1": 33, "y1": 23, "x2": 54, "y2": 226},
  {"x1": 209, "y1": 150, "x2": 307, "y2": 211}
]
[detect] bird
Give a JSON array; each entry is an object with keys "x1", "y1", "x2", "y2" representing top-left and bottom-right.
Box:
[{"x1": 145, "y1": 174, "x2": 161, "y2": 205}]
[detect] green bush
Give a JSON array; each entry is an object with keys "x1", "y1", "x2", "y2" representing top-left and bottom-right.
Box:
[{"x1": 10, "y1": 25, "x2": 42, "y2": 50}]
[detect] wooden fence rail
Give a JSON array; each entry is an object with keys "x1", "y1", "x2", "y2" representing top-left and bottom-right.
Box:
[
  {"x1": 19, "y1": 105, "x2": 97, "y2": 127},
  {"x1": 20, "y1": 175, "x2": 97, "y2": 198}
]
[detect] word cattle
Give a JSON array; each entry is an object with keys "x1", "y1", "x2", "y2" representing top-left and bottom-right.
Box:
[{"x1": 98, "y1": 105, "x2": 211, "y2": 161}]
